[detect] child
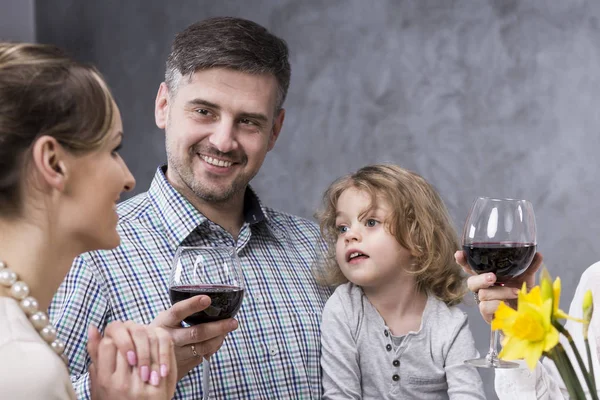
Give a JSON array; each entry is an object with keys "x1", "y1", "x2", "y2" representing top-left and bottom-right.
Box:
[{"x1": 318, "y1": 164, "x2": 485, "y2": 399}]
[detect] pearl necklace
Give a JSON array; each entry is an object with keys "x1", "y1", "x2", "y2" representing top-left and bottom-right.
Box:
[{"x1": 0, "y1": 261, "x2": 68, "y2": 365}]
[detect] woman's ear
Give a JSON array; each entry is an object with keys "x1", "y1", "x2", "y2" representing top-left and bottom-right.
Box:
[{"x1": 30, "y1": 136, "x2": 69, "y2": 191}]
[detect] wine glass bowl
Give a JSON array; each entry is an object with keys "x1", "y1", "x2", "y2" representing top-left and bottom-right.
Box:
[
  {"x1": 462, "y1": 197, "x2": 536, "y2": 368},
  {"x1": 169, "y1": 284, "x2": 244, "y2": 325},
  {"x1": 462, "y1": 242, "x2": 536, "y2": 282}
]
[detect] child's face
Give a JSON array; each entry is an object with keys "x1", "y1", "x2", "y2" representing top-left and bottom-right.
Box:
[{"x1": 334, "y1": 187, "x2": 413, "y2": 289}]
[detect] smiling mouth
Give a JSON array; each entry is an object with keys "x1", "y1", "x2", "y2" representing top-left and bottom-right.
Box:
[{"x1": 199, "y1": 155, "x2": 234, "y2": 168}]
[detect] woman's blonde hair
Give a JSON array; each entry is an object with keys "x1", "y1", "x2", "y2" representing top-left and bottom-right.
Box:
[
  {"x1": 317, "y1": 164, "x2": 466, "y2": 306},
  {"x1": 0, "y1": 42, "x2": 116, "y2": 217}
]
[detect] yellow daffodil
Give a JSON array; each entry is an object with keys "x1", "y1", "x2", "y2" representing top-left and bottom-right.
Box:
[
  {"x1": 583, "y1": 289, "x2": 593, "y2": 318},
  {"x1": 492, "y1": 271, "x2": 597, "y2": 400},
  {"x1": 540, "y1": 268, "x2": 579, "y2": 321},
  {"x1": 492, "y1": 283, "x2": 559, "y2": 370},
  {"x1": 583, "y1": 290, "x2": 593, "y2": 339}
]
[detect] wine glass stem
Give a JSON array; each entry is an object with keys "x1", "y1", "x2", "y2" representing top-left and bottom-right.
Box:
[
  {"x1": 485, "y1": 328, "x2": 500, "y2": 366},
  {"x1": 202, "y1": 357, "x2": 211, "y2": 400}
]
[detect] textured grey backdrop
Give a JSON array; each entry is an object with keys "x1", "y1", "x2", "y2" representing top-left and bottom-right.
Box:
[
  {"x1": 6, "y1": 0, "x2": 599, "y2": 398},
  {"x1": 0, "y1": 0, "x2": 35, "y2": 42}
]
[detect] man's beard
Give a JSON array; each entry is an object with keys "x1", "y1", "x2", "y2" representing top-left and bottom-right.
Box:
[{"x1": 166, "y1": 144, "x2": 252, "y2": 204}]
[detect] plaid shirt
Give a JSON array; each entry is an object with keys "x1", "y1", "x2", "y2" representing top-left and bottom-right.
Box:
[{"x1": 49, "y1": 166, "x2": 331, "y2": 399}]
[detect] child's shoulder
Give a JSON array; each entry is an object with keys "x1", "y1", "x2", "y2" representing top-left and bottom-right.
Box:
[
  {"x1": 425, "y1": 295, "x2": 469, "y2": 327},
  {"x1": 324, "y1": 282, "x2": 364, "y2": 313}
]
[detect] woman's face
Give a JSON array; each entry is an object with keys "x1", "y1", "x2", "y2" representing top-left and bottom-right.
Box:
[{"x1": 62, "y1": 105, "x2": 135, "y2": 252}]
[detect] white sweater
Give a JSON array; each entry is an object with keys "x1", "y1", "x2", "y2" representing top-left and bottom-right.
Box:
[{"x1": 0, "y1": 297, "x2": 76, "y2": 400}]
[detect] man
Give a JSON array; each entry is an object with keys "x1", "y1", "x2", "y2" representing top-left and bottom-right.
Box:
[{"x1": 50, "y1": 17, "x2": 330, "y2": 399}]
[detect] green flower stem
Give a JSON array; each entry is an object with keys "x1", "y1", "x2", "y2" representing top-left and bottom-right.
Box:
[
  {"x1": 548, "y1": 344, "x2": 587, "y2": 400},
  {"x1": 586, "y1": 338, "x2": 597, "y2": 394},
  {"x1": 553, "y1": 322, "x2": 598, "y2": 400}
]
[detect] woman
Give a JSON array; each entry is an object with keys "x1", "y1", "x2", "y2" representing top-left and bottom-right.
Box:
[{"x1": 0, "y1": 42, "x2": 177, "y2": 399}]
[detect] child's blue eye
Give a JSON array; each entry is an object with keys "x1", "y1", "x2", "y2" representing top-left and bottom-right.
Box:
[
  {"x1": 366, "y1": 219, "x2": 378, "y2": 227},
  {"x1": 337, "y1": 225, "x2": 349, "y2": 234}
]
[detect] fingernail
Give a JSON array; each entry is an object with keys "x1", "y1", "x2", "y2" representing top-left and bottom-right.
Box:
[
  {"x1": 126, "y1": 351, "x2": 137, "y2": 366},
  {"x1": 160, "y1": 364, "x2": 168, "y2": 378},
  {"x1": 230, "y1": 320, "x2": 239, "y2": 330},
  {"x1": 486, "y1": 274, "x2": 494, "y2": 282},
  {"x1": 141, "y1": 365, "x2": 150, "y2": 382},
  {"x1": 200, "y1": 296, "x2": 211, "y2": 307},
  {"x1": 150, "y1": 370, "x2": 160, "y2": 386},
  {"x1": 513, "y1": 288, "x2": 521, "y2": 295}
]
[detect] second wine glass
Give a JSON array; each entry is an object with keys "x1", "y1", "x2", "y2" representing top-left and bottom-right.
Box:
[
  {"x1": 168, "y1": 246, "x2": 245, "y2": 399},
  {"x1": 462, "y1": 197, "x2": 537, "y2": 368}
]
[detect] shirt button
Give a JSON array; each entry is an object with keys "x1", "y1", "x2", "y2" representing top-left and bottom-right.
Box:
[
  {"x1": 393, "y1": 360, "x2": 400, "y2": 367},
  {"x1": 269, "y1": 345, "x2": 278, "y2": 355},
  {"x1": 386, "y1": 344, "x2": 392, "y2": 352},
  {"x1": 392, "y1": 374, "x2": 400, "y2": 381},
  {"x1": 384, "y1": 330, "x2": 389, "y2": 337}
]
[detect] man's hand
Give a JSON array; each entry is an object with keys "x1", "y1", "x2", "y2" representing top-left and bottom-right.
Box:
[
  {"x1": 151, "y1": 295, "x2": 239, "y2": 380},
  {"x1": 456, "y1": 251, "x2": 544, "y2": 323}
]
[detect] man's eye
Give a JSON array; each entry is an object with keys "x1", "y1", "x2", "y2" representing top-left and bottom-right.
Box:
[
  {"x1": 196, "y1": 109, "x2": 210, "y2": 116},
  {"x1": 240, "y1": 118, "x2": 255, "y2": 125},
  {"x1": 366, "y1": 219, "x2": 378, "y2": 227}
]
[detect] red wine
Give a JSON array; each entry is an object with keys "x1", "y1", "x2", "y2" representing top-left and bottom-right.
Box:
[
  {"x1": 463, "y1": 242, "x2": 536, "y2": 280},
  {"x1": 169, "y1": 285, "x2": 244, "y2": 325}
]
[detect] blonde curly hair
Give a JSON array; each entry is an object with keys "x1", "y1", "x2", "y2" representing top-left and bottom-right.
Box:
[{"x1": 316, "y1": 164, "x2": 467, "y2": 306}]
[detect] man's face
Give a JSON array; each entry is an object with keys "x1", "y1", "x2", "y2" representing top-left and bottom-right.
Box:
[{"x1": 155, "y1": 68, "x2": 284, "y2": 204}]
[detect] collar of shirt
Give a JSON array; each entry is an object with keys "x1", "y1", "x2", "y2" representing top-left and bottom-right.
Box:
[{"x1": 147, "y1": 165, "x2": 271, "y2": 250}]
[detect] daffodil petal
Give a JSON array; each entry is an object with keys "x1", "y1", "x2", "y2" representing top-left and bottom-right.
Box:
[
  {"x1": 555, "y1": 309, "x2": 586, "y2": 323},
  {"x1": 520, "y1": 286, "x2": 543, "y2": 308},
  {"x1": 543, "y1": 327, "x2": 559, "y2": 352},
  {"x1": 492, "y1": 302, "x2": 518, "y2": 331},
  {"x1": 524, "y1": 341, "x2": 544, "y2": 370},
  {"x1": 499, "y1": 337, "x2": 529, "y2": 360}
]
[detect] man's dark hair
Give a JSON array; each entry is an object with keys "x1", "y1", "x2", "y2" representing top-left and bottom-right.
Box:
[{"x1": 166, "y1": 17, "x2": 291, "y2": 110}]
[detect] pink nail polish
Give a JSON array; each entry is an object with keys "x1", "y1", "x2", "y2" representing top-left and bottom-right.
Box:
[
  {"x1": 126, "y1": 351, "x2": 137, "y2": 366},
  {"x1": 141, "y1": 365, "x2": 150, "y2": 382},
  {"x1": 160, "y1": 364, "x2": 168, "y2": 377},
  {"x1": 150, "y1": 370, "x2": 160, "y2": 386}
]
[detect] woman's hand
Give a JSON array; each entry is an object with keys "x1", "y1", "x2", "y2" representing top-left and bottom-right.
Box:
[
  {"x1": 456, "y1": 251, "x2": 544, "y2": 323},
  {"x1": 87, "y1": 322, "x2": 177, "y2": 399}
]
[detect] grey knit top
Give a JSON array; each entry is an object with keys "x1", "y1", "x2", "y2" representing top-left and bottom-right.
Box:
[{"x1": 321, "y1": 283, "x2": 486, "y2": 399}]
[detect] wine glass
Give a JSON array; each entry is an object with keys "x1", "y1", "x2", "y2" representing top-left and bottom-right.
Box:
[
  {"x1": 169, "y1": 246, "x2": 245, "y2": 399},
  {"x1": 462, "y1": 197, "x2": 536, "y2": 368}
]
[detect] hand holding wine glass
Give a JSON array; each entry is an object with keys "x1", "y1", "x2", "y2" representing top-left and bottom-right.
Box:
[
  {"x1": 167, "y1": 246, "x2": 245, "y2": 400},
  {"x1": 457, "y1": 251, "x2": 544, "y2": 323},
  {"x1": 461, "y1": 197, "x2": 537, "y2": 368}
]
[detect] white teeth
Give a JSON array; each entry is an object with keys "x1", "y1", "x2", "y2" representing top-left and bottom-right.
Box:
[
  {"x1": 201, "y1": 155, "x2": 232, "y2": 168},
  {"x1": 349, "y1": 252, "x2": 363, "y2": 259}
]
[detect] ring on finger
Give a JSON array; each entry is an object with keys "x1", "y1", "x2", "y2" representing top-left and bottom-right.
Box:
[
  {"x1": 473, "y1": 291, "x2": 480, "y2": 305},
  {"x1": 190, "y1": 344, "x2": 201, "y2": 358}
]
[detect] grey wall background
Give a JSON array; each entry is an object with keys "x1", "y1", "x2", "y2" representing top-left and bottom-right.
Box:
[
  {"x1": 4, "y1": 0, "x2": 599, "y2": 397},
  {"x1": 0, "y1": 0, "x2": 35, "y2": 41}
]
